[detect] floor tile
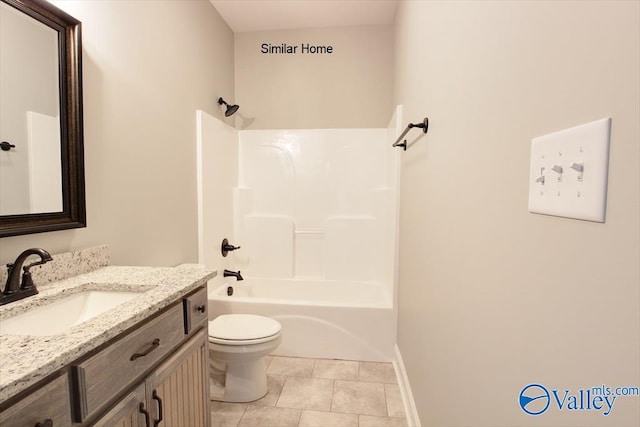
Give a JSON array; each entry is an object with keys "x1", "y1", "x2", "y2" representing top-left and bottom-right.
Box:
[
  {"x1": 210, "y1": 401, "x2": 247, "y2": 427},
  {"x1": 276, "y1": 377, "x2": 334, "y2": 411},
  {"x1": 312, "y1": 359, "x2": 358, "y2": 381},
  {"x1": 210, "y1": 356, "x2": 407, "y2": 427},
  {"x1": 298, "y1": 410, "x2": 359, "y2": 427},
  {"x1": 385, "y1": 383, "x2": 405, "y2": 418},
  {"x1": 268, "y1": 356, "x2": 315, "y2": 377},
  {"x1": 237, "y1": 405, "x2": 301, "y2": 427},
  {"x1": 332, "y1": 380, "x2": 386, "y2": 416},
  {"x1": 359, "y1": 362, "x2": 397, "y2": 384},
  {"x1": 359, "y1": 414, "x2": 409, "y2": 427},
  {"x1": 252, "y1": 375, "x2": 285, "y2": 407}
]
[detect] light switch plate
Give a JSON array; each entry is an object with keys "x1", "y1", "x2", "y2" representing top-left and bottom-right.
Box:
[{"x1": 528, "y1": 118, "x2": 611, "y2": 222}]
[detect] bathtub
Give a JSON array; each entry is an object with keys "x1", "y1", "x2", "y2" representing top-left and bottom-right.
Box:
[{"x1": 208, "y1": 278, "x2": 396, "y2": 362}]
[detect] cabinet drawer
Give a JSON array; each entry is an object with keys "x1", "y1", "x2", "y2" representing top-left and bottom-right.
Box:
[
  {"x1": 72, "y1": 303, "x2": 184, "y2": 422},
  {"x1": 183, "y1": 286, "x2": 208, "y2": 335},
  {"x1": 0, "y1": 373, "x2": 72, "y2": 427}
]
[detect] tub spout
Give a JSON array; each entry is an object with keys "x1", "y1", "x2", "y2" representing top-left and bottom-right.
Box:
[{"x1": 223, "y1": 269, "x2": 243, "y2": 281}]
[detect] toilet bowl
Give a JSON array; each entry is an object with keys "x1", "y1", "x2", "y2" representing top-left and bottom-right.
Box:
[{"x1": 208, "y1": 314, "x2": 282, "y2": 402}]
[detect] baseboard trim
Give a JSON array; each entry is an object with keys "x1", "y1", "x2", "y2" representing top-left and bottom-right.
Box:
[{"x1": 392, "y1": 344, "x2": 421, "y2": 427}]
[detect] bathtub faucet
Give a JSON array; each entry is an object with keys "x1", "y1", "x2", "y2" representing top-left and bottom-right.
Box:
[{"x1": 223, "y1": 269, "x2": 243, "y2": 281}]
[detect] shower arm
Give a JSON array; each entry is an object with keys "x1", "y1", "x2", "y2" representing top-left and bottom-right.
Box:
[{"x1": 392, "y1": 117, "x2": 429, "y2": 151}]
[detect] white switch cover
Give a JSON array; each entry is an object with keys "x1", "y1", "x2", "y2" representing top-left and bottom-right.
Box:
[{"x1": 528, "y1": 118, "x2": 611, "y2": 222}]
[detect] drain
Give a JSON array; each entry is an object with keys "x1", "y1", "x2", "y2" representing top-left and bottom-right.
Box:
[{"x1": 227, "y1": 286, "x2": 234, "y2": 296}]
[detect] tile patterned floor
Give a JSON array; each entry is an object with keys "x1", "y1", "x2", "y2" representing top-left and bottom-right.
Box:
[{"x1": 211, "y1": 356, "x2": 408, "y2": 427}]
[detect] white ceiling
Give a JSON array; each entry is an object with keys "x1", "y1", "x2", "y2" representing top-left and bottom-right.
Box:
[{"x1": 210, "y1": 0, "x2": 399, "y2": 33}]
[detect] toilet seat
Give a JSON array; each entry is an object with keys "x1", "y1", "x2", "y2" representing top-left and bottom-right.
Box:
[{"x1": 208, "y1": 314, "x2": 281, "y2": 346}]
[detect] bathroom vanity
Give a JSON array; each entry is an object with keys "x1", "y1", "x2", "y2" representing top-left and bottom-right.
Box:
[{"x1": 0, "y1": 247, "x2": 215, "y2": 427}]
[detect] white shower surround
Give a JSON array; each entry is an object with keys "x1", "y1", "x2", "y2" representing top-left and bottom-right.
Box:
[
  {"x1": 198, "y1": 107, "x2": 403, "y2": 362},
  {"x1": 235, "y1": 127, "x2": 398, "y2": 289}
]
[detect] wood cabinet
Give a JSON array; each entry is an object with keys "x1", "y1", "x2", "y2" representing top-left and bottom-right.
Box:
[
  {"x1": 91, "y1": 383, "x2": 147, "y2": 427},
  {"x1": 145, "y1": 330, "x2": 209, "y2": 427},
  {"x1": 0, "y1": 373, "x2": 72, "y2": 427},
  {"x1": 0, "y1": 286, "x2": 209, "y2": 427},
  {"x1": 93, "y1": 330, "x2": 209, "y2": 427},
  {"x1": 72, "y1": 303, "x2": 186, "y2": 422}
]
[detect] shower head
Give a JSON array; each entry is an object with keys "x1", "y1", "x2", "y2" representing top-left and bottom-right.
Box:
[{"x1": 218, "y1": 97, "x2": 239, "y2": 117}]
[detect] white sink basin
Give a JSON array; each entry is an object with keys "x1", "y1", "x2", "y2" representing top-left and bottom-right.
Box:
[{"x1": 0, "y1": 290, "x2": 142, "y2": 336}]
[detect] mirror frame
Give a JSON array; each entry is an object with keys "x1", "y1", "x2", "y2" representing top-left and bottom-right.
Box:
[{"x1": 0, "y1": 0, "x2": 85, "y2": 238}]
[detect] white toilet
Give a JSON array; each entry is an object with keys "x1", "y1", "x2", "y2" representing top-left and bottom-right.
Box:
[{"x1": 208, "y1": 314, "x2": 282, "y2": 402}]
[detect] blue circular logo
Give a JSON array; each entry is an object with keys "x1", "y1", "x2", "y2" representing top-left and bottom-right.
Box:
[{"x1": 519, "y1": 384, "x2": 550, "y2": 415}]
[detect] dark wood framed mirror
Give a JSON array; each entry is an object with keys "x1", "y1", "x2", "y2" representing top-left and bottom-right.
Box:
[{"x1": 0, "y1": 0, "x2": 85, "y2": 237}]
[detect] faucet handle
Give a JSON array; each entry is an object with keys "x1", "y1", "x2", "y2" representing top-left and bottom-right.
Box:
[
  {"x1": 20, "y1": 269, "x2": 36, "y2": 291},
  {"x1": 221, "y1": 238, "x2": 241, "y2": 257},
  {"x1": 18, "y1": 258, "x2": 51, "y2": 292}
]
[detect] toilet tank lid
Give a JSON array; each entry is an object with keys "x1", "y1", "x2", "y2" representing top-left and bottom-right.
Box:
[{"x1": 209, "y1": 314, "x2": 281, "y2": 341}]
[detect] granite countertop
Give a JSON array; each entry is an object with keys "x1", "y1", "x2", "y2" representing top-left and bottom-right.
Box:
[{"x1": 0, "y1": 264, "x2": 215, "y2": 403}]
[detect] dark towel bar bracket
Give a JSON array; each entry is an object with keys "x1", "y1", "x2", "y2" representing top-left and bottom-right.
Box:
[{"x1": 392, "y1": 117, "x2": 429, "y2": 151}]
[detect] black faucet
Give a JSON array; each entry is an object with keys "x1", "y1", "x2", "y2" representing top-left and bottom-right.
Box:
[
  {"x1": 1, "y1": 248, "x2": 53, "y2": 305},
  {"x1": 223, "y1": 269, "x2": 243, "y2": 281}
]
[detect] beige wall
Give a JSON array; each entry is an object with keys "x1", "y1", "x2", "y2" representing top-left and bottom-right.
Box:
[
  {"x1": 235, "y1": 25, "x2": 393, "y2": 129},
  {"x1": 0, "y1": 0, "x2": 235, "y2": 266},
  {"x1": 393, "y1": 1, "x2": 639, "y2": 426}
]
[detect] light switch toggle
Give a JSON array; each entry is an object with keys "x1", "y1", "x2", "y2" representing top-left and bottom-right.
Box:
[
  {"x1": 552, "y1": 165, "x2": 563, "y2": 181},
  {"x1": 570, "y1": 162, "x2": 584, "y2": 181}
]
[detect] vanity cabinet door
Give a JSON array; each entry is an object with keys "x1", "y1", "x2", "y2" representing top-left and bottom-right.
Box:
[
  {"x1": 0, "y1": 373, "x2": 72, "y2": 427},
  {"x1": 91, "y1": 383, "x2": 148, "y2": 427},
  {"x1": 145, "y1": 329, "x2": 209, "y2": 427}
]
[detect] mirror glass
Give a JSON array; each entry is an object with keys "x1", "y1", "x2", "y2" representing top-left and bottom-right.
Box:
[
  {"x1": 0, "y1": 0, "x2": 62, "y2": 215},
  {"x1": 0, "y1": 0, "x2": 85, "y2": 237}
]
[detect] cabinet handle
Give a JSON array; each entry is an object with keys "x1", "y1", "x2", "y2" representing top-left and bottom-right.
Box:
[
  {"x1": 152, "y1": 390, "x2": 164, "y2": 426},
  {"x1": 139, "y1": 402, "x2": 151, "y2": 427},
  {"x1": 196, "y1": 304, "x2": 206, "y2": 313},
  {"x1": 35, "y1": 420, "x2": 53, "y2": 427},
  {"x1": 130, "y1": 338, "x2": 160, "y2": 361}
]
